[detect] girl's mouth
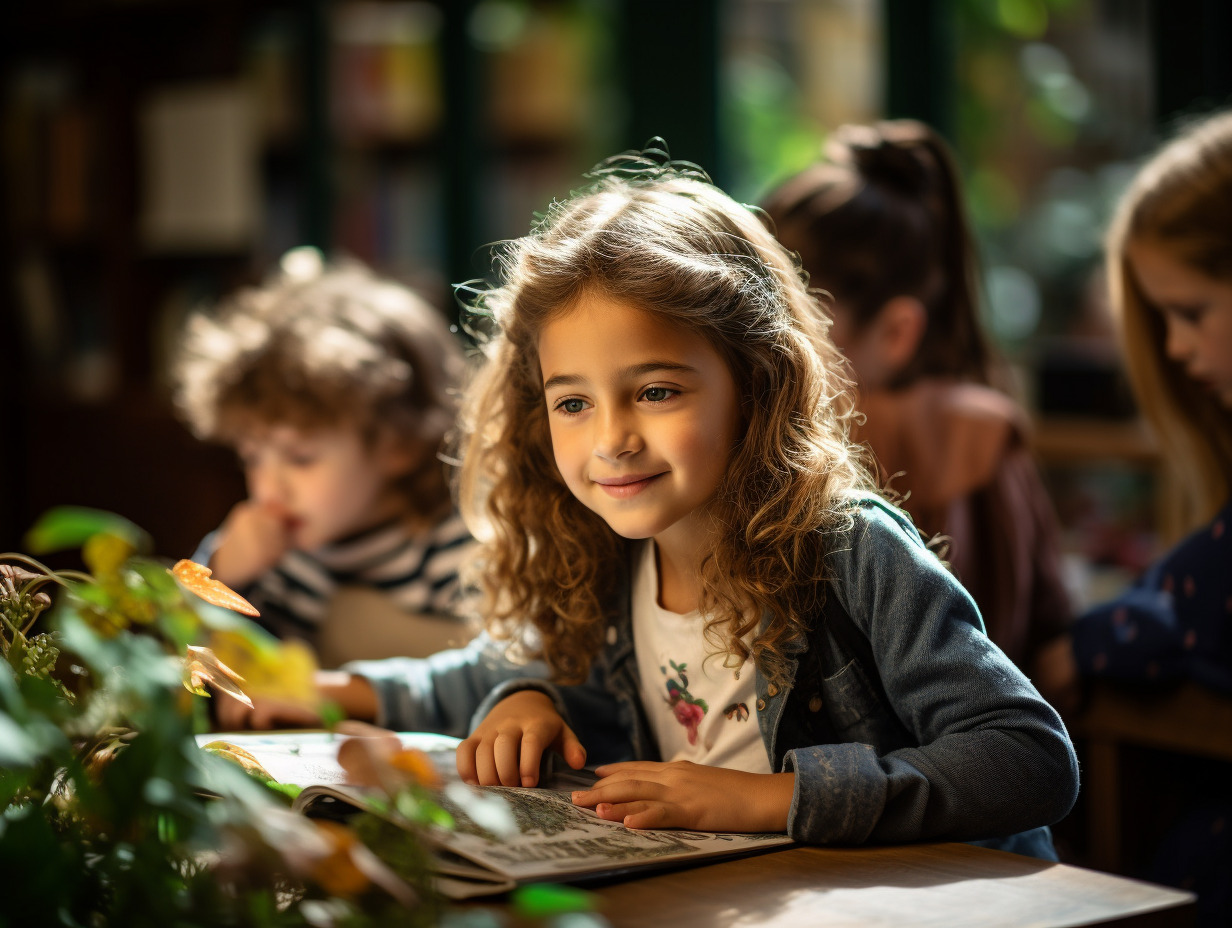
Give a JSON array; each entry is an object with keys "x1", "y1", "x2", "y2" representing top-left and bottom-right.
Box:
[{"x1": 594, "y1": 473, "x2": 664, "y2": 498}]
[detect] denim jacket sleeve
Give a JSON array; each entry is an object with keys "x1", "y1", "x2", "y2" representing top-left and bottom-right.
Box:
[
  {"x1": 781, "y1": 498, "x2": 1080, "y2": 845},
  {"x1": 342, "y1": 633, "x2": 547, "y2": 737}
]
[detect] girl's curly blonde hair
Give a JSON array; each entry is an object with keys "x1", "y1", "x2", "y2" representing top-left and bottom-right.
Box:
[
  {"x1": 173, "y1": 254, "x2": 465, "y2": 521},
  {"x1": 454, "y1": 148, "x2": 879, "y2": 686}
]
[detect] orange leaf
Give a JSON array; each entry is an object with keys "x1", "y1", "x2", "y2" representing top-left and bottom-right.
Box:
[
  {"x1": 308, "y1": 820, "x2": 373, "y2": 898},
  {"x1": 184, "y1": 645, "x2": 253, "y2": 708},
  {"x1": 171, "y1": 560, "x2": 260, "y2": 616},
  {"x1": 389, "y1": 749, "x2": 442, "y2": 789}
]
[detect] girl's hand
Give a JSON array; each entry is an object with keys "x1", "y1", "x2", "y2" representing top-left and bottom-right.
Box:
[
  {"x1": 457, "y1": 689, "x2": 587, "y2": 788},
  {"x1": 571, "y1": 761, "x2": 795, "y2": 833},
  {"x1": 209, "y1": 501, "x2": 293, "y2": 590}
]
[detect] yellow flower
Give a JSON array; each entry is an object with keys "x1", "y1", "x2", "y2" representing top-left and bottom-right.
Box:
[{"x1": 207, "y1": 630, "x2": 319, "y2": 707}]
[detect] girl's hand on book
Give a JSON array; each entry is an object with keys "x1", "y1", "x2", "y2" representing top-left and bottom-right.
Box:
[
  {"x1": 457, "y1": 689, "x2": 586, "y2": 788},
  {"x1": 572, "y1": 761, "x2": 794, "y2": 833}
]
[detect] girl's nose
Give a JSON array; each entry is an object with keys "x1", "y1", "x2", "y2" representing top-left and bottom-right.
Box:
[
  {"x1": 593, "y1": 408, "x2": 642, "y2": 462},
  {"x1": 1163, "y1": 316, "x2": 1194, "y2": 363}
]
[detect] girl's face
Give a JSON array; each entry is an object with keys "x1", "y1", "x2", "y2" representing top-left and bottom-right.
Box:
[
  {"x1": 1127, "y1": 239, "x2": 1232, "y2": 408},
  {"x1": 538, "y1": 292, "x2": 743, "y2": 554},
  {"x1": 235, "y1": 423, "x2": 413, "y2": 550}
]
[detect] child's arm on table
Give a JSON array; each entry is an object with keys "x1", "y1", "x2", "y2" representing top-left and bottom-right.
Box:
[
  {"x1": 213, "y1": 670, "x2": 377, "y2": 731},
  {"x1": 212, "y1": 632, "x2": 549, "y2": 736},
  {"x1": 783, "y1": 499, "x2": 1079, "y2": 845},
  {"x1": 458, "y1": 663, "x2": 796, "y2": 832}
]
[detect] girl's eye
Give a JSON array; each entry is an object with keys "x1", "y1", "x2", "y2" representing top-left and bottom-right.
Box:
[
  {"x1": 555, "y1": 398, "x2": 589, "y2": 415},
  {"x1": 1163, "y1": 304, "x2": 1205, "y2": 324},
  {"x1": 288, "y1": 453, "x2": 318, "y2": 467},
  {"x1": 641, "y1": 386, "x2": 676, "y2": 403}
]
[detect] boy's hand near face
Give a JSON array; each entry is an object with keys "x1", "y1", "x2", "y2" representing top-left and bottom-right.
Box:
[
  {"x1": 457, "y1": 690, "x2": 587, "y2": 788},
  {"x1": 571, "y1": 761, "x2": 795, "y2": 834},
  {"x1": 209, "y1": 500, "x2": 294, "y2": 590}
]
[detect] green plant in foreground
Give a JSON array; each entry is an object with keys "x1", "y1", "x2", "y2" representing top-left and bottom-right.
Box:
[
  {"x1": 0, "y1": 507, "x2": 439, "y2": 928},
  {"x1": 1, "y1": 506, "x2": 606, "y2": 928}
]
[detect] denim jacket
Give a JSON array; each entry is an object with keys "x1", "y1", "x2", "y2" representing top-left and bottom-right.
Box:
[{"x1": 349, "y1": 496, "x2": 1079, "y2": 853}]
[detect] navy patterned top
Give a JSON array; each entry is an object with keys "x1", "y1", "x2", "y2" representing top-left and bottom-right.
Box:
[{"x1": 1072, "y1": 497, "x2": 1232, "y2": 694}]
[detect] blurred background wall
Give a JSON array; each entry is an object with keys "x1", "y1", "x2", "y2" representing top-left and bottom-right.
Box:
[{"x1": 2, "y1": 0, "x2": 1231, "y2": 593}]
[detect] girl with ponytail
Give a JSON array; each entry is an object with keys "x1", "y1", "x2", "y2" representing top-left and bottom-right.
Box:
[{"x1": 762, "y1": 121, "x2": 1073, "y2": 691}]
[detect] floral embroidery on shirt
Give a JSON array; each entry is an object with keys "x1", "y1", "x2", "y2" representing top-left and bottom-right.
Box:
[{"x1": 661, "y1": 659, "x2": 708, "y2": 745}]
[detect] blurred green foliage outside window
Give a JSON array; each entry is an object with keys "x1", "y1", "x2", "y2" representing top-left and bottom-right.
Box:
[{"x1": 721, "y1": 0, "x2": 1155, "y2": 354}]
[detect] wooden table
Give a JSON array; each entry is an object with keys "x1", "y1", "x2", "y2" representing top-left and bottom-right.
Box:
[
  {"x1": 526, "y1": 842, "x2": 1195, "y2": 928},
  {"x1": 1075, "y1": 681, "x2": 1232, "y2": 873}
]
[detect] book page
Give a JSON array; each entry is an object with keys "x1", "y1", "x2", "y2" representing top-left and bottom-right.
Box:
[
  {"x1": 195, "y1": 730, "x2": 461, "y2": 787},
  {"x1": 428, "y1": 784, "x2": 793, "y2": 884}
]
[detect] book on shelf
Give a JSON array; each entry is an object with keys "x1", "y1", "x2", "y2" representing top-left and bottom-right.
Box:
[{"x1": 195, "y1": 731, "x2": 794, "y2": 900}]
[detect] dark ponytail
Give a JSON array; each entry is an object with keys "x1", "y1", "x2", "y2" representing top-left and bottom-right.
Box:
[{"x1": 762, "y1": 119, "x2": 992, "y2": 386}]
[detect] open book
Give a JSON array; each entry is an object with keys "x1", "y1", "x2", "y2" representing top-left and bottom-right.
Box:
[{"x1": 195, "y1": 731, "x2": 794, "y2": 899}]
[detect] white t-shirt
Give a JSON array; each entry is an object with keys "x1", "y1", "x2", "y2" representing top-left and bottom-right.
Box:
[{"x1": 631, "y1": 541, "x2": 771, "y2": 773}]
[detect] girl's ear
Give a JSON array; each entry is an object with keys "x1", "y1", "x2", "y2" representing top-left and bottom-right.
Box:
[{"x1": 869, "y1": 296, "x2": 927, "y2": 373}]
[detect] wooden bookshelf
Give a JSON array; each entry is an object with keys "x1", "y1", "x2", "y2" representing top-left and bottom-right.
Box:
[
  {"x1": 0, "y1": 0, "x2": 641, "y2": 554},
  {"x1": 1031, "y1": 415, "x2": 1189, "y2": 563}
]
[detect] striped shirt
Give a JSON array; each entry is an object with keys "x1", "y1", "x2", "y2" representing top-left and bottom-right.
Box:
[{"x1": 193, "y1": 512, "x2": 475, "y2": 645}]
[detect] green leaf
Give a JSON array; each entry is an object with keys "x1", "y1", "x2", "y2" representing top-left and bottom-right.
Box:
[
  {"x1": 0, "y1": 714, "x2": 39, "y2": 766},
  {"x1": 319, "y1": 700, "x2": 346, "y2": 729},
  {"x1": 25, "y1": 507, "x2": 150, "y2": 556},
  {"x1": 511, "y1": 883, "x2": 597, "y2": 918},
  {"x1": 128, "y1": 559, "x2": 180, "y2": 597},
  {"x1": 262, "y1": 781, "x2": 302, "y2": 803}
]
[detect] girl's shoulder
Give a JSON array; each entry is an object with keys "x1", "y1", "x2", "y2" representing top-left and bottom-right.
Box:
[
  {"x1": 828, "y1": 492, "x2": 926, "y2": 553},
  {"x1": 860, "y1": 379, "x2": 1027, "y2": 511},
  {"x1": 820, "y1": 492, "x2": 963, "y2": 617}
]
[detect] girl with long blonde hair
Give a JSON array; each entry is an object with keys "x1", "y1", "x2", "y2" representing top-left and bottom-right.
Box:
[
  {"x1": 1064, "y1": 109, "x2": 1232, "y2": 926},
  {"x1": 1067, "y1": 110, "x2": 1232, "y2": 695}
]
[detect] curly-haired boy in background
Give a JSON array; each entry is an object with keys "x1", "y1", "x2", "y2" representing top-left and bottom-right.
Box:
[{"x1": 173, "y1": 249, "x2": 474, "y2": 663}]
